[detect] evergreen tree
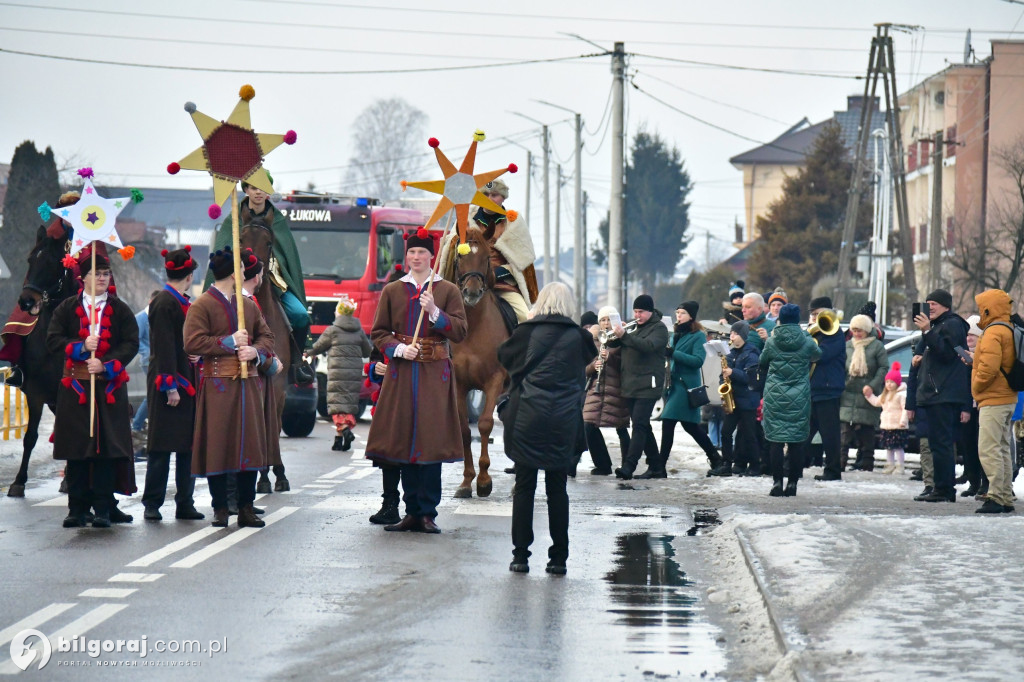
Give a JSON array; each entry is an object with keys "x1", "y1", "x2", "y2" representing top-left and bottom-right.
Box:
[
  {"x1": 1, "y1": 141, "x2": 60, "y2": 305},
  {"x1": 746, "y1": 123, "x2": 871, "y2": 309},
  {"x1": 592, "y1": 129, "x2": 693, "y2": 292}
]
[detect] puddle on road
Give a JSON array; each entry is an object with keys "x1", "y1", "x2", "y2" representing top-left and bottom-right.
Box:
[
  {"x1": 604, "y1": 533, "x2": 724, "y2": 677},
  {"x1": 687, "y1": 509, "x2": 722, "y2": 536}
]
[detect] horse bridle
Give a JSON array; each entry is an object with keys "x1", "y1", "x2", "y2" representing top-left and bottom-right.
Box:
[{"x1": 22, "y1": 239, "x2": 73, "y2": 310}]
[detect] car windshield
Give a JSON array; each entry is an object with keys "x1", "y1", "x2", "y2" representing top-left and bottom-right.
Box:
[{"x1": 294, "y1": 230, "x2": 369, "y2": 280}]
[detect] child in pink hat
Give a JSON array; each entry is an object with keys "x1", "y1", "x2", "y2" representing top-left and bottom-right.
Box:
[{"x1": 863, "y1": 362, "x2": 909, "y2": 474}]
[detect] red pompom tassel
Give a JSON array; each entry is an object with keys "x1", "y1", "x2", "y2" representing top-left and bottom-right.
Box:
[
  {"x1": 416, "y1": 228, "x2": 430, "y2": 239},
  {"x1": 106, "y1": 394, "x2": 115, "y2": 404},
  {"x1": 167, "y1": 162, "x2": 181, "y2": 175},
  {"x1": 61, "y1": 377, "x2": 72, "y2": 388},
  {"x1": 284, "y1": 130, "x2": 297, "y2": 145},
  {"x1": 78, "y1": 329, "x2": 89, "y2": 339},
  {"x1": 428, "y1": 137, "x2": 439, "y2": 148},
  {"x1": 208, "y1": 204, "x2": 222, "y2": 220},
  {"x1": 508, "y1": 163, "x2": 518, "y2": 173}
]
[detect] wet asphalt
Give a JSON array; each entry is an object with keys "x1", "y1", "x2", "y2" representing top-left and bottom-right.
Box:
[{"x1": 0, "y1": 417, "x2": 727, "y2": 680}]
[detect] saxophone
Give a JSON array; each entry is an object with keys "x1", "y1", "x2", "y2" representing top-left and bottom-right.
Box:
[{"x1": 718, "y1": 355, "x2": 736, "y2": 414}]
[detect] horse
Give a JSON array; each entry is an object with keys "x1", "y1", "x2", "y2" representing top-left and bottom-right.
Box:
[
  {"x1": 5, "y1": 224, "x2": 78, "y2": 497},
  {"x1": 240, "y1": 221, "x2": 292, "y2": 492},
  {"x1": 447, "y1": 225, "x2": 510, "y2": 498}
]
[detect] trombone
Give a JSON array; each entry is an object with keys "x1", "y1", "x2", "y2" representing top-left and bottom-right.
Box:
[{"x1": 598, "y1": 319, "x2": 639, "y2": 344}]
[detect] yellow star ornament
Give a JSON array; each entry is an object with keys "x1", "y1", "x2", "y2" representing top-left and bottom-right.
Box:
[
  {"x1": 401, "y1": 130, "x2": 517, "y2": 243},
  {"x1": 167, "y1": 84, "x2": 297, "y2": 218}
]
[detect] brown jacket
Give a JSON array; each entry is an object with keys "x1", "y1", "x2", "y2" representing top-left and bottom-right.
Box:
[
  {"x1": 582, "y1": 345, "x2": 630, "y2": 428},
  {"x1": 972, "y1": 289, "x2": 1017, "y2": 407}
]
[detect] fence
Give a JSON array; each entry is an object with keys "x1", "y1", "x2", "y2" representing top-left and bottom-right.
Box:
[{"x1": 2, "y1": 381, "x2": 28, "y2": 441}]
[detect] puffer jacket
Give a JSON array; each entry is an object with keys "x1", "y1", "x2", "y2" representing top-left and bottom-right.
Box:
[
  {"x1": 308, "y1": 314, "x2": 372, "y2": 415},
  {"x1": 865, "y1": 384, "x2": 909, "y2": 430},
  {"x1": 917, "y1": 310, "x2": 971, "y2": 407},
  {"x1": 760, "y1": 323, "x2": 821, "y2": 443},
  {"x1": 583, "y1": 345, "x2": 630, "y2": 428},
  {"x1": 725, "y1": 341, "x2": 761, "y2": 411},
  {"x1": 839, "y1": 337, "x2": 887, "y2": 426},
  {"x1": 660, "y1": 328, "x2": 708, "y2": 423},
  {"x1": 607, "y1": 311, "x2": 669, "y2": 399},
  {"x1": 810, "y1": 330, "x2": 846, "y2": 401},
  {"x1": 972, "y1": 289, "x2": 1017, "y2": 407}
]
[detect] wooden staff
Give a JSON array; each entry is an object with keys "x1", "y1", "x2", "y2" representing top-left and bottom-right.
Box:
[
  {"x1": 230, "y1": 187, "x2": 248, "y2": 378},
  {"x1": 88, "y1": 247, "x2": 96, "y2": 437},
  {"x1": 410, "y1": 210, "x2": 458, "y2": 346}
]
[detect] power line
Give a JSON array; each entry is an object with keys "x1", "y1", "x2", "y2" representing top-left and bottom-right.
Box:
[
  {"x1": 631, "y1": 52, "x2": 860, "y2": 79},
  {"x1": 636, "y1": 70, "x2": 790, "y2": 125},
  {"x1": 0, "y1": 46, "x2": 604, "y2": 75}
]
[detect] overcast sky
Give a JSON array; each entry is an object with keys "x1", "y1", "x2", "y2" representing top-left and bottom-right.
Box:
[{"x1": 1, "y1": 0, "x2": 1020, "y2": 267}]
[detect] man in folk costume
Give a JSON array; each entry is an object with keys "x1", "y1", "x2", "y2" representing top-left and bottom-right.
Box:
[
  {"x1": 365, "y1": 229, "x2": 468, "y2": 533},
  {"x1": 206, "y1": 178, "x2": 311, "y2": 381},
  {"x1": 141, "y1": 247, "x2": 204, "y2": 522},
  {"x1": 185, "y1": 247, "x2": 276, "y2": 528},
  {"x1": 47, "y1": 254, "x2": 138, "y2": 528},
  {"x1": 439, "y1": 178, "x2": 538, "y2": 323}
]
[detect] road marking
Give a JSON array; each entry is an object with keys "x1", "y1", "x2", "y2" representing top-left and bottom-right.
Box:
[
  {"x1": 280, "y1": 490, "x2": 301, "y2": 495},
  {"x1": 169, "y1": 507, "x2": 299, "y2": 569},
  {"x1": 33, "y1": 496, "x2": 69, "y2": 507},
  {"x1": 126, "y1": 526, "x2": 222, "y2": 567},
  {"x1": 108, "y1": 573, "x2": 163, "y2": 583},
  {"x1": 453, "y1": 501, "x2": 513, "y2": 516},
  {"x1": 348, "y1": 468, "x2": 375, "y2": 480},
  {"x1": 319, "y1": 466, "x2": 351, "y2": 479},
  {"x1": 302, "y1": 483, "x2": 336, "y2": 489},
  {"x1": 79, "y1": 588, "x2": 138, "y2": 599},
  {"x1": 0, "y1": 604, "x2": 128, "y2": 675},
  {"x1": 349, "y1": 459, "x2": 372, "y2": 466},
  {"x1": 0, "y1": 603, "x2": 76, "y2": 649},
  {"x1": 313, "y1": 495, "x2": 378, "y2": 510}
]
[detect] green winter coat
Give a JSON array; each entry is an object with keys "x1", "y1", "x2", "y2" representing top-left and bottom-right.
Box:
[
  {"x1": 839, "y1": 337, "x2": 887, "y2": 426},
  {"x1": 760, "y1": 323, "x2": 821, "y2": 443},
  {"x1": 205, "y1": 198, "x2": 308, "y2": 307},
  {"x1": 607, "y1": 312, "x2": 669, "y2": 399},
  {"x1": 660, "y1": 329, "x2": 707, "y2": 423}
]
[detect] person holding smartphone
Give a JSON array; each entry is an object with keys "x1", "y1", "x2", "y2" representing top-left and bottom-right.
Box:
[{"x1": 912, "y1": 289, "x2": 971, "y2": 503}]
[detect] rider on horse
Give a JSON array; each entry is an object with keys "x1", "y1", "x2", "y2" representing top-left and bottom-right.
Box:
[
  {"x1": 205, "y1": 178, "x2": 311, "y2": 380},
  {"x1": 439, "y1": 179, "x2": 538, "y2": 324}
]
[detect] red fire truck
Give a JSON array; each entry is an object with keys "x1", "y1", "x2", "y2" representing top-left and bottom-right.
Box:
[{"x1": 277, "y1": 192, "x2": 431, "y2": 420}]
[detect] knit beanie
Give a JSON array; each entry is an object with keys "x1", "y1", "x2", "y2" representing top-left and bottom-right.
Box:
[
  {"x1": 679, "y1": 300, "x2": 699, "y2": 319},
  {"x1": 885, "y1": 361, "x2": 902, "y2": 386},
  {"x1": 162, "y1": 245, "x2": 197, "y2": 279},
  {"x1": 632, "y1": 294, "x2": 655, "y2": 313},
  {"x1": 728, "y1": 280, "x2": 745, "y2": 301},
  {"x1": 731, "y1": 320, "x2": 751, "y2": 339},
  {"x1": 809, "y1": 296, "x2": 833, "y2": 312},
  {"x1": 80, "y1": 253, "x2": 111, "y2": 277},
  {"x1": 404, "y1": 228, "x2": 435, "y2": 255},
  {"x1": 966, "y1": 315, "x2": 982, "y2": 337},
  {"x1": 778, "y1": 303, "x2": 800, "y2": 325},
  {"x1": 859, "y1": 301, "x2": 877, "y2": 322},
  {"x1": 597, "y1": 305, "x2": 618, "y2": 321},
  {"x1": 336, "y1": 295, "x2": 357, "y2": 316},
  {"x1": 209, "y1": 246, "x2": 235, "y2": 281},
  {"x1": 925, "y1": 289, "x2": 953, "y2": 310},
  {"x1": 483, "y1": 178, "x2": 509, "y2": 199},
  {"x1": 849, "y1": 314, "x2": 874, "y2": 334},
  {"x1": 580, "y1": 311, "x2": 598, "y2": 327},
  {"x1": 241, "y1": 247, "x2": 263, "y2": 280},
  {"x1": 768, "y1": 287, "x2": 788, "y2": 307}
]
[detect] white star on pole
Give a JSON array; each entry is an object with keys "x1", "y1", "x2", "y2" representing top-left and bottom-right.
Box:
[{"x1": 60, "y1": 178, "x2": 131, "y2": 255}]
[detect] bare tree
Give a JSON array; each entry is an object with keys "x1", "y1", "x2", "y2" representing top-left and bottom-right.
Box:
[
  {"x1": 948, "y1": 138, "x2": 1024, "y2": 307},
  {"x1": 344, "y1": 98, "x2": 428, "y2": 201}
]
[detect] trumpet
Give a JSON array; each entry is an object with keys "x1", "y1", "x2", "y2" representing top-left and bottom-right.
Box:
[
  {"x1": 598, "y1": 319, "x2": 639, "y2": 344},
  {"x1": 718, "y1": 355, "x2": 735, "y2": 414},
  {"x1": 808, "y1": 309, "x2": 842, "y2": 338}
]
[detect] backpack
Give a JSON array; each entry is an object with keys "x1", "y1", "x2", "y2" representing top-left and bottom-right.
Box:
[{"x1": 988, "y1": 321, "x2": 1024, "y2": 391}]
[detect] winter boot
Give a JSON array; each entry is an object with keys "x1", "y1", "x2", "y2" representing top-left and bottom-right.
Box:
[
  {"x1": 709, "y1": 459, "x2": 733, "y2": 477},
  {"x1": 784, "y1": 479, "x2": 798, "y2": 497},
  {"x1": 370, "y1": 491, "x2": 401, "y2": 525},
  {"x1": 290, "y1": 328, "x2": 314, "y2": 385},
  {"x1": 342, "y1": 428, "x2": 355, "y2": 451},
  {"x1": 769, "y1": 478, "x2": 784, "y2": 497},
  {"x1": 705, "y1": 449, "x2": 723, "y2": 477},
  {"x1": 332, "y1": 435, "x2": 345, "y2": 451},
  {"x1": 238, "y1": 505, "x2": 266, "y2": 528}
]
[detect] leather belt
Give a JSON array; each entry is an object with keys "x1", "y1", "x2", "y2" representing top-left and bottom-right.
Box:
[
  {"x1": 393, "y1": 333, "x2": 450, "y2": 362},
  {"x1": 63, "y1": 362, "x2": 103, "y2": 382},
  {"x1": 202, "y1": 355, "x2": 254, "y2": 378}
]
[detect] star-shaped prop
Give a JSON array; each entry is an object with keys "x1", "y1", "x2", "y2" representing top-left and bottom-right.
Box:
[
  {"x1": 167, "y1": 84, "x2": 296, "y2": 218},
  {"x1": 58, "y1": 168, "x2": 139, "y2": 256},
  {"x1": 401, "y1": 130, "x2": 517, "y2": 243}
]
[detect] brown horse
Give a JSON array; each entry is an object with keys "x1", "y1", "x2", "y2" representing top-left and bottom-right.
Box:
[
  {"x1": 447, "y1": 225, "x2": 510, "y2": 498},
  {"x1": 240, "y1": 222, "x2": 292, "y2": 492}
]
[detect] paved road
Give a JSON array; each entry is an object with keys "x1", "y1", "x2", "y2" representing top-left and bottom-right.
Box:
[{"x1": 0, "y1": 416, "x2": 726, "y2": 680}]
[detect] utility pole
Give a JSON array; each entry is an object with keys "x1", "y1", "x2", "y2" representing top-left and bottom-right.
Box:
[
  {"x1": 705, "y1": 232, "x2": 711, "y2": 270},
  {"x1": 582, "y1": 189, "x2": 589, "y2": 308},
  {"x1": 834, "y1": 24, "x2": 917, "y2": 319},
  {"x1": 608, "y1": 41, "x2": 626, "y2": 312},
  {"x1": 524, "y1": 150, "x2": 532, "y2": 229},
  {"x1": 928, "y1": 130, "x2": 944, "y2": 292},
  {"x1": 555, "y1": 164, "x2": 562, "y2": 284},
  {"x1": 541, "y1": 125, "x2": 551, "y2": 286}
]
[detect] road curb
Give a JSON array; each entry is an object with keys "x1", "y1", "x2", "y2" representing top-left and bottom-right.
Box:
[{"x1": 734, "y1": 525, "x2": 810, "y2": 682}]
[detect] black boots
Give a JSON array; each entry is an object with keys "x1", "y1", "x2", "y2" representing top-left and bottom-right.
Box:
[
  {"x1": 333, "y1": 428, "x2": 354, "y2": 452},
  {"x1": 705, "y1": 449, "x2": 723, "y2": 477},
  {"x1": 784, "y1": 480, "x2": 798, "y2": 497},
  {"x1": 290, "y1": 328, "x2": 314, "y2": 385},
  {"x1": 370, "y1": 492, "x2": 401, "y2": 525},
  {"x1": 709, "y1": 460, "x2": 733, "y2": 477},
  {"x1": 769, "y1": 479, "x2": 784, "y2": 497}
]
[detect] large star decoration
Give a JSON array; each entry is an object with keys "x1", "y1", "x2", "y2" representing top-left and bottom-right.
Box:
[
  {"x1": 59, "y1": 174, "x2": 132, "y2": 255},
  {"x1": 167, "y1": 84, "x2": 296, "y2": 218},
  {"x1": 401, "y1": 131, "x2": 517, "y2": 243}
]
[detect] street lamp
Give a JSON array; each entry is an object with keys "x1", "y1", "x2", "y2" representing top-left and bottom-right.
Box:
[{"x1": 509, "y1": 111, "x2": 553, "y2": 286}]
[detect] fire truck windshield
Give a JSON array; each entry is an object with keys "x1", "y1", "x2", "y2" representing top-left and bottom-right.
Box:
[{"x1": 294, "y1": 229, "x2": 370, "y2": 280}]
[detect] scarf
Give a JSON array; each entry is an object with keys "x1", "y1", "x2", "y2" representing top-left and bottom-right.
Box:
[{"x1": 848, "y1": 337, "x2": 873, "y2": 377}]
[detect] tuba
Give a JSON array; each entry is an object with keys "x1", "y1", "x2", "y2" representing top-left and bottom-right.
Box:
[
  {"x1": 718, "y1": 355, "x2": 735, "y2": 415},
  {"x1": 807, "y1": 309, "x2": 842, "y2": 338}
]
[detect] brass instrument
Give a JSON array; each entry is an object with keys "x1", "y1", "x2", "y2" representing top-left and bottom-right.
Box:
[
  {"x1": 598, "y1": 319, "x2": 639, "y2": 344},
  {"x1": 718, "y1": 355, "x2": 735, "y2": 414},
  {"x1": 807, "y1": 309, "x2": 842, "y2": 338}
]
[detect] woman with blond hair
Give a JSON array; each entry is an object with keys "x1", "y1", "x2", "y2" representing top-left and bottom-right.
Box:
[
  {"x1": 498, "y1": 283, "x2": 597, "y2": 575},
  {"x1": 582, "y1": 306, "x2": 632, "y2": 475}
]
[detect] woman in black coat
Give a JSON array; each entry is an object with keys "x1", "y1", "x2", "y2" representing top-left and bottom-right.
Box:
[{"x1": 497, "y1": 283, "x2": 597, "y2": 575}]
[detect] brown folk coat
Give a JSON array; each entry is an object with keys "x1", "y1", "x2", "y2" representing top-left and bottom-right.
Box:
[
  {"x1": 364, "y1": 277, "x2": 468, "y2": 465},
  {"x1": 583, "y1": 345, "x2": 630, "y2": 429},
  {"x1": 184, "y1": 287, "x2": 276, "y2": 476},
  {"x1": 146, "y1": 287, "x2": 196, "y2": 453}
]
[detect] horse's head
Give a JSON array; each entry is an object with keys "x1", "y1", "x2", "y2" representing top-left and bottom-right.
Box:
[
  {"x1": 240, "y1": 209, "x2": 274, "y2": 265},
  {"x1": 454, "y1": 226, "x2": 495, "y2": 308},
  {"x1": 19, "y1": 224, "x2": 73, "y2": 315}
]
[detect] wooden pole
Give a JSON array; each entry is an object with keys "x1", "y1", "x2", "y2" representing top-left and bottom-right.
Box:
[
  {"x1": 231, "y1": 187, "x2": 248, "y2": 378},
  {"x1": 410, "y1": 211, "x2": 458, "y2": 346},
  {"x1": 89, "y1": 247, "x2": 96, "y2": 437}
]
